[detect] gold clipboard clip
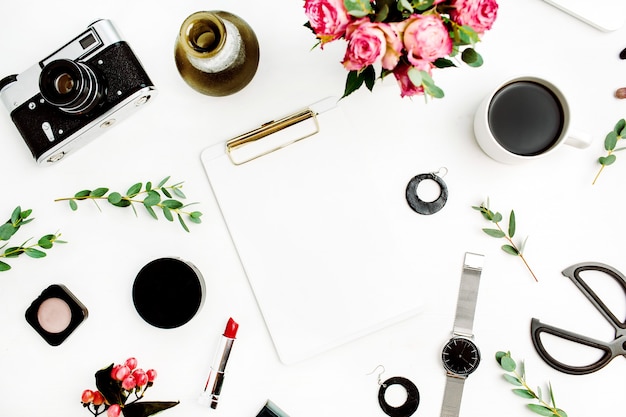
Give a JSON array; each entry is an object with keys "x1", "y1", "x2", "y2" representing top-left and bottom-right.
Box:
[{"x1": 225, "y1": 97, "x2": 338, "y2": 165}]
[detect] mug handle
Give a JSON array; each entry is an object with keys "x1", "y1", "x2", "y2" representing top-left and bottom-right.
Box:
[{"x1": 564, "y1": 128, "x2": 593, "y2": 149}]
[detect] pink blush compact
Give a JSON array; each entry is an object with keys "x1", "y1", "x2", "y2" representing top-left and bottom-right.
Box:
[{"x1": 25, "y1": 284, "x2": 88, "y2": 346}]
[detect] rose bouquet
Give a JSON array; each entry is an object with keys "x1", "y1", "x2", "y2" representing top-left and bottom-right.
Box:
[
  {"x1": 80, "y1": 357, "x2": 178, "y2": 417},
  {"x1": 304, "y1": 0, "x2": 498, "y2": 98}
]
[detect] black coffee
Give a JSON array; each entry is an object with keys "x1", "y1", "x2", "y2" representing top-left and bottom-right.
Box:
[{"x1": 488, "y1": 81, "x2": 564, "y2": 156}]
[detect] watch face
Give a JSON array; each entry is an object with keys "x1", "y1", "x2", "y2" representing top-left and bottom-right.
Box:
[{"x1": 442, "y1": 337, "x2": 481, "y2": 376}]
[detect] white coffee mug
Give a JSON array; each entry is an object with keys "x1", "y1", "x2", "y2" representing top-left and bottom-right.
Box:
[{"x1": 474, "y1": 76, "x2": 591, "y2": 164}]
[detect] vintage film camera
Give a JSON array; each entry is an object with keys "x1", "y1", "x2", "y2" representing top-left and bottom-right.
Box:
[{"x1": 0, "y1": 19, "x2": 156, "y2": 164}]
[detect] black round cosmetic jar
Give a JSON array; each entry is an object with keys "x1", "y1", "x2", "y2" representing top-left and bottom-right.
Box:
[{"x1": 132, "y1": 257, "x2": 205, "y2": 329}]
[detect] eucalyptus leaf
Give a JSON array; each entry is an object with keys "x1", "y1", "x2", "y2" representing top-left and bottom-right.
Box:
[
  {"x1": 344, "y1": 0, "x2": 373, "y2": 17},
  {"x1": 162, "y1": 206, "x2": 173, "y2": 222},
  {"x1": 605, "y1": 131, "x2": 618, "y2": 151},
  {"x1": 502, "y1": 244, "x2": 519, "y2": 255},
  {"x1": 10, "y1": 206, "x2": 21, "y2": 224},
  {"x1": 461, "y1": 48, "x2": 483, "y2": 67},
  {"x1": 0, "y1": 261, "x2": 10, "y2": 271},
  {"x1": 143, "y1": 190, "x2": 161, "y2": 207},
  {"x1": 503, "y1": 374, "x2": 522, "y2": 386},
  {"x1": 24, "y1": 248, "x2": 46, "y2": 258},
  {"x1": 69, "y1": 200, "x2": 78, "y2": 211},
  {"x1": 4, "y1": 247, "x2": 21, "y2": 258},
  {"x1": 614, "y1": 118, "x2": 625, "y2": 135},
  {"x1": 90, "y1": 188, "x2": 109, "y2": 198},
  {"x1": 126, "y1": 182, "x2": 142, "y2": 197},
  {"x1": 527, "y1": 404, "x2": 556, "y2": 416},
  {"x1": 482, "y1": 228, "x2": 505, "y2": 238},
  {"x1": 107, "y1": 192, "x2": 123, "y2": 205},
  {"x1": 145, "y1": 205, "x2": 158, "y2": 220},
  {"x1": 500, "y1": 355, "x2": 516, "y2": 372},
  {"x1": 38, "y1": 236, "x2": 53, "y2": 249},
  {"x1": 508, "y1": 210, "x2": 516, "y2": 238},
  {"x1": 74, "y1": 190, "x2": 91, "y2": 200},
  {"x1": 513, "y1": 388, "x2": 536, "y2": 399},
  {"x1": 158, "y1": 176, "x2": 170, "y2": 188},
  {"x1": 492, "y1": 212, "x2": 503, "y2": 223},
  {"x1": 162, "y1": 199, "x2": 183, "y2": 209},
  {"x1": 0, "y1": 223, "x2": 16, "y2": 241},
  {"x1": 178, "y1": 213, "x2": 190, "y2": 233},
  {"x1": 599, "y1": 154, "x2": 616, "y2": 166}
]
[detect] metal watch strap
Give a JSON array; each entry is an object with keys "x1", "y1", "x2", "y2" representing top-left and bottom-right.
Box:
[
  {"x1": 441, "y1": 376, "x2": 465, "y2": 417},
  {"x1": 452, "y1": 252, "x2": 484, "y2": 337},
  {"x1": 440, "y1": 252, "x2": 484, "y2": 417}
]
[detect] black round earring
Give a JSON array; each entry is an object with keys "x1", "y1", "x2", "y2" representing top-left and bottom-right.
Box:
[
  {"x1": 405, "y1": 168, "x2": 448, "y2": 215},
  {"x1": 378, "y1": 376, "x2": 420, "y2": 417}
]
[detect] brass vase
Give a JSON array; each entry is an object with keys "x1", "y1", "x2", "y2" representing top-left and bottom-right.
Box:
[{"x1": 174, "y1": 11, "x2": 260, "y2": 96}]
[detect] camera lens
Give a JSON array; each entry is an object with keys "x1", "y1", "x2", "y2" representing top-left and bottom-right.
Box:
[{"x1": 39, "y1": 59, "x2": 103, "y2": 114}]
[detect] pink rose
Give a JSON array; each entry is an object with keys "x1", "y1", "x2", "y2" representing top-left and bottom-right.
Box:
[
  {"x1": 392, "y1": 61, "x2": 432, "y2": 98},
  {"x1": 401, "y1": 14, "x2": 452, "y2": 65},
  {"x1": 304, "y1": 0, "x2": 351, "y2": 45},
  {"x1": 451, "y1": 0, "x2": 498, "y2": 34},
  {"x1": 342, "y1": 19, "x2": 393, "y2": 71}
]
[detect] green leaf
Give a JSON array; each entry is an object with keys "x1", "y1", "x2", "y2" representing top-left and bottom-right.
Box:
[
  {"x1": 555, "y1": 409, "x2": 568, "y2": 417},
  {"x1": 492, "y1": 212, "x2": 503, "y2": 223},
  {"x1": 107, "y1": 192, "x2": 122, "y2": 205},
  {"x1": 143, "y1": 190, "x2": 161, "y2": 207},
  {"x1": 512, "y1": 388, "x2": 536, "y2": 399},
  {"x1": 503, "y1": 374, "x2": 522, "y2": 386},
  {"x1": 90, "y1": 188, "x2": 109, "y2": 198},
  {"x1": 189, "y1": 211, "x2": 203, "y2": 224},
  {"x1": 508, "y1": 210, "x2": 516, "y2": 238},
  {"x1": 74, "y1": 190, "x2": 91, "y2": 200},
  {"x1": 419, "y1": 70, "x2": 445, "y2": 98},
  {"x1": 482, "y1": 228, "x2": 505, "y2": 238},
  {"x1": 605, "y1": 131, "x2": 618, "y2": 151},
  {"x1": 415, "y1": 0, "x2": 435, "y2": 11},
  {"x1": 162, "y1": 206, "x2": 173, "y2": 222},
  {"x1": 613, "y1": 118, "x2": 625, "y2": 135},
  {"x1": 126, "y1": 182, "x2": 142, "y2": 197},
  {"x1": 495, "y1": 351, "x2": 507, "y2": 362},
  {"x1": 25, "y1": 248, "x2": 46, "y2": 258},
  {"x1": 461, "y1": 48, "x2": 483, "y2": 67},
  {"x1": 433, "y1": 58, "x2": 456, "y2": 68},
  {"x1": 19, "y1": 208, "x2": 32, "y2": 220},
  {"x1": 342, "y1": 67, "x2": 375, "y2": 98},
  {"x1": 158, "y1": 176, "x2": 171, "y2": 188},
  {"x1": 500, "y1": 355, "x2": 516, "y2": 372},
  {"x1": 4, "y1": 247, "x2": 22, "y2": 257},
  {"x1": 599, "y1": 154, "x2": 617, "y2": 166},
  {"x1": 162, "y1": 188, "x2": 172, "y2": 198},
  {"x1": 178, "y1": 213, "x2": 190, "y2": 232},
  {"x1": 38, "y1": 236, "x2": 53, "y2": 249},
  {"x1": 145, "y1": 205, "x2": 158, "y2": 220},
  {"x1": 408, "y1": 67, "x2": 423, "y2": 87},
  {"x1": 10, "y1": 206, "x2": 21, "y2": 224},
  {"x1": 146, "y1": 181, "x2": 152, "y2": 191},
  {"x1": 0, "y1": 260, "x2": 10, "y2": 271},
  {"x1": 111, "y1": 199, "x2": 131, "y2": 208},
  {"x1": 502, "y1": 244, "x2": 520, "y2": 255},
  {"x1": 0, "y1": 223, "x2": 16, "y2": 241},
  {"x1": 161, "y1": 199, "x2": 183, "y2": 209},
  {"x1": 527, "y1": 404, "x2": 556, "y2": 416},
  {"x1": 344, "y1": 0, "x2": 373, "y2": 17},
  {"x1": 69, "y1": 200, "x2": 78, "y2": 211}
]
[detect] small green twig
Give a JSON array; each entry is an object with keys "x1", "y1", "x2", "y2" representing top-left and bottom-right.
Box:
[
  {"x1": 593, "y1": 118, "x2": 626, "y2": 184},
  {"x1": 496, "y1": 351, "x2": 568, "y2": 417},
  {"x1": 0, "y1": 206, "x2": 65, "y2": 272},
  {"x1": 54, "y1": 176, "x2": 203, "y2": 232},
  {"x1": 472, "y1": 199, "x2": 538, "y2": 282}
]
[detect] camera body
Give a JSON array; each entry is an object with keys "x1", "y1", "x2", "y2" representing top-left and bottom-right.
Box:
[{"x1": 0, "y1": 19, "x2": 156, "y2": 164}]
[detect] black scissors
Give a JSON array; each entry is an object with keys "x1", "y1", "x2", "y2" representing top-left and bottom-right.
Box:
[{"x1": 531, "y1": 262, "x2": 626, "y2": 375}]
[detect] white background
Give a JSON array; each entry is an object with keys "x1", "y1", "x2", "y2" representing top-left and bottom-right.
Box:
[{"x1": 1, "y1": 1, "x2": 626, "y2": 416}]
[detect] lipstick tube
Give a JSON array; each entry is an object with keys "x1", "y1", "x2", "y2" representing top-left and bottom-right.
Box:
[{"x1": 199, "y1": 317, "x2": 239, "y2": 409}]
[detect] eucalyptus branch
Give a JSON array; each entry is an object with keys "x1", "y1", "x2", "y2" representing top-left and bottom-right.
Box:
[
  {"x1": 0, "y1": 206, "x2": 66, "y2": 272},
  {"x1": 593, "y1": 118, "x2": 626, "y2": 184},
  {"x1": 472, "y1": 199, "x2": 538, "y2": 282},
  {"x1": 496, "y1": 351, "x2": 568, "y2": 417},
  {"x1": 54, "y1": 176, "x2": 203, "y2": 232}
]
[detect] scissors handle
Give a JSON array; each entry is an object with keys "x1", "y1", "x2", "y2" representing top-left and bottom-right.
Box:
[{"x1": 530, "y1": 318, "x2": 620, "y2": 375}]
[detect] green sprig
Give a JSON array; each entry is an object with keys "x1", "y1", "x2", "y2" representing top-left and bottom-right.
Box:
[
  {"x1": 496, "y1": 351, "x2": 567, "y2": 417},
  {"x1": 0, "y1": 206, "x2": 66, "y2": 272},
  {"x1": 54, "y1": 176, "x2": 203, "y2": 232},
  {"x1": 593, "y1": 118, "x2": 626, "y2": 184},
  {"x1": 472, "y1": 199, "x2": 538, "y2": 282}
]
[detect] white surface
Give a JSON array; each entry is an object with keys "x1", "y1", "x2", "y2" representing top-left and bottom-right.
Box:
[
  {"x1": 543, "y1": 0, "x2": 626, "y2": 31},
  {"x1": 1, "y1": 1, "x2": 626, "y2": 417}
]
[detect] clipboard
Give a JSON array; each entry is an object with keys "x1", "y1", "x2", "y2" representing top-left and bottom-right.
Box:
[{"x1": 201, "y1": 98, "x2": 424, "y2": 364}]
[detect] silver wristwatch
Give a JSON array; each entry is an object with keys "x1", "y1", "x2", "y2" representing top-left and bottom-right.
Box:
[{"x1": 440, "y1": 252, "x2": 484, "y2": 417}]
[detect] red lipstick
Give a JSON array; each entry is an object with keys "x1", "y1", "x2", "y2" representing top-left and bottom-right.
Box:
[{"x1": 199, "y1": 317, "x2": 239, "y2": 409}]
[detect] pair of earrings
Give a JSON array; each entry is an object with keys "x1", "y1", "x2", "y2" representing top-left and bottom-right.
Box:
[{"x1": 370, "y1": 365, "x2": 420, "y2": 417}]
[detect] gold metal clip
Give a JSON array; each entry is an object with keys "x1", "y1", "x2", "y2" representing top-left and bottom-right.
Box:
[{"x1": 226, "y1": 108, "x2": 319, "y2": 165}]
